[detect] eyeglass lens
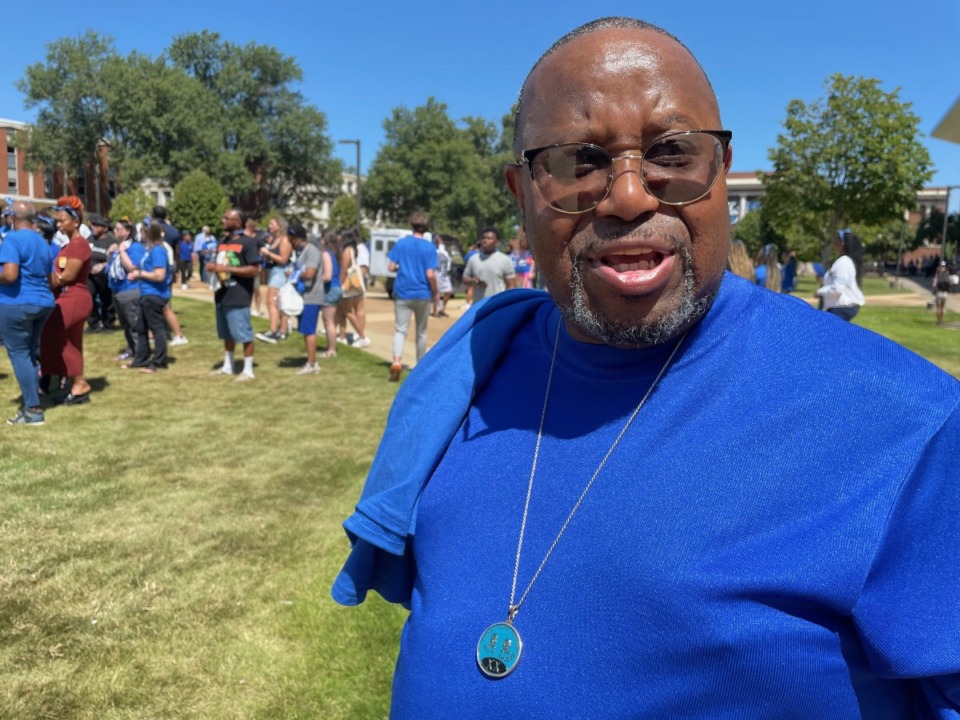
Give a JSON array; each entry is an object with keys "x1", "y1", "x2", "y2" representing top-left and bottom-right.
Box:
[{"x1": 531, "y1": 132, "x2": 724, "y2": 213}]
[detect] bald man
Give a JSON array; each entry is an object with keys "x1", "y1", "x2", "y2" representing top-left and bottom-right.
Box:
[{"x1": 334, "y1": 18, "x2": 960, "y2": 717}]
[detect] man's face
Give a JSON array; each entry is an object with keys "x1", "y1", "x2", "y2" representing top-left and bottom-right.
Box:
[
  {"x1": 92, "y1": 224, "x2": 107, "y2": 237},
  {"x1": 505, "y1": 28, "x2": 732, "y2": 347},
  {"x1": 480, "y1": 232, "x2": 498, "y2": 254},
  {"x1": 222, "y1": 212, "x2": 240, "y2": 232}
]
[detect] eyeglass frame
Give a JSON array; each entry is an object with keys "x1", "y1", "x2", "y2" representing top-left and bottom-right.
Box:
[{"x1": 516, "y1": 129, "x2": 733, "y2": 214}]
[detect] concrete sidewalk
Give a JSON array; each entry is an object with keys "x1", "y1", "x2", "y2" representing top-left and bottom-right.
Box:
[{"x1": 171, "y1": 280, "x2": 470, "y2": 367}]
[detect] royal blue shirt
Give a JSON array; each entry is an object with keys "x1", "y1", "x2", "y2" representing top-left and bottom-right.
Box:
[
  {"x1": 139, "y1": 245, "x2": 170, "y2": 299},
  {"x1": 386, "y1": 277, "x2": 960, "y2": 718},
  {"x1": 112, "y1": 242, "x2": 146, "y2": 294},
  {"x1": 387, "y1": 235, "x2": 437, "y2": 300},
  {"x1": 0, "y1": 229, "x2": 55, "y2": 307}
]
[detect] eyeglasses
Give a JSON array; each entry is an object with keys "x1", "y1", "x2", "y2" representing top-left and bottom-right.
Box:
[{"x1": 518, "y1": 130, "x2": 732, "y2": 214}]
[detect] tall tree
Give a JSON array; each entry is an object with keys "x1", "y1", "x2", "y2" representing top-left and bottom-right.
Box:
[
  {"x1": 167, "y1": 31, "x2": 341, "y2": 214},
  {"x1": 16, "y1": 32, "x2": 115, "y2": 206},
  {"x1": 363, "y1": 98, "x2": 514, "y2": 242},
  {"x1": 761, "y1": 74, "x2": 932, "y2": 263}
]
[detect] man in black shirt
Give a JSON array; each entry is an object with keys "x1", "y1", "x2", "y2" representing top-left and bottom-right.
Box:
[
  {"x1": 86, "y1": 213, "x2": 117, "y2": 331},
  {"x1": 205, "y1": 208, "x2": 261, "y2": 381}
]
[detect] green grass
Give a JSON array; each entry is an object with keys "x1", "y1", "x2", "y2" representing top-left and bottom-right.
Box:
[
  {"x1": 0, "y1": 297, "x2": 406, "y2": 719},
  {"x1": 1, "y1": 290, "x2": 956, "y2": 718},
  {"x1": 791, "y1": 273, "x2": 910, "y2": 297},
  {"x1": 853, "y1": 305, "x2": 960, "y2": 378}
]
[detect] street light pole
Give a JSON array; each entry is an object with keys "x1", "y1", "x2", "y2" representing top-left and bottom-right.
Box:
[{"x1": 338, "y1": 139, "x2": 361, "y2": 233}]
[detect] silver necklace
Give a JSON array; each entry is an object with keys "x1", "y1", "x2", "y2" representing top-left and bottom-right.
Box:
[{"x1": 476, "y1": 319, "x2": 688, "y2": 679}]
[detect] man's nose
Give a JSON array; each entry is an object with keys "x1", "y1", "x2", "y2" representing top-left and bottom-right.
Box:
[{"x1": 594, "y1": 155, "x2": 660, "y2": 221}]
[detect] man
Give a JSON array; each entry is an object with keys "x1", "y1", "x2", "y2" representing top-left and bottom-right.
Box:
[
  {"x1": 386, "y1": 211, "x2": 438, "y2": 381},
  {"x1": 289, "y1": 225, "x2": 323, "y2": 375},
  {"x1": 333, "y1": 18, "x2": 960, "y2": 717},
  {"x1": 85, "y1": 213, "x2": 117, "y2": 331},
  {"x1": 195, "y1": 225, "x2": 215, "y2": 284},
  {"x1": 0, "y1": 201, "x2": 55, "y2": 425},
  {"x1": 934, "y1": 260, "x2": 951, "y2": 325},
  {"x1": 461, "y1": 227, "x2": 516, "y2": 302},
  {"x1": 205, "y1": 208, "x2": 260, "y2": 381},
  {"x1": 178, "y1": 230, "x2": 194, "y2": 290},
  {"x1": 151, "y1": 205, "x2": 181, "y2": 266}
]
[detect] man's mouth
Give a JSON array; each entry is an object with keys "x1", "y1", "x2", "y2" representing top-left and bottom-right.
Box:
[{"x1": 601, "y1": 250, "x2": 667, "y2": 273}]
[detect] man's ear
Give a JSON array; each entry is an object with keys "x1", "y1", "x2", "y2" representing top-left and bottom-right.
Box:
[
  {"x1": 723, "y1": 143, "x2": 733, "y2": 174},
  {"x1": 504, "y1": 163, "x2": 526, "y2": 220}
]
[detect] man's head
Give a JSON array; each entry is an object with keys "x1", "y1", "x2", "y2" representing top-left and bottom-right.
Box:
[
  {"x1": 88, "y1": 213, "x2": 110, "y2": 237},
  {"x1": 504, "y1": 18, "x2": 732, "y2": 348},
  {"x1": 222, "y1": 208, "x2": 245, "y2": 232},
  {"x1": 10, "y1": 200, "x2": 37, "y2": 230},
  {"x1": 288, "y1": 223, "x2": 307, "y2": 250},
  {"x1": 152, "y1": 205, "x2": 167, "y2": 222},
  {"x1": 202, "y1": 225, "x2": 211, "y2": 235},
  {"x1": 410, "y1": 211, "x2": 430, "y2": 235},
  {"x1": 480, "y1": 227, "x2": 500, "y2": 254}
]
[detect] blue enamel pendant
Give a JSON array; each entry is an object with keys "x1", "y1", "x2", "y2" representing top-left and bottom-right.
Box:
[{"x1": 477, "y1": 621, "x2": 523, "y2": 678}]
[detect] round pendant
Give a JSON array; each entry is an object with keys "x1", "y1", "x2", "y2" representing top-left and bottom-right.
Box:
[{"x1": 477, "y1": 621, "x2": 522, "y2": 679}]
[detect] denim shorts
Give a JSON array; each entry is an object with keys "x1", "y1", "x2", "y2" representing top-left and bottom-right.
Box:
[
  {"x1": 323, "y1": 285, "x2": 343, "y2": 306},
  {"x1": 216, "y1": 304, "x2": 254, "y2": 343},
  {"x1": 267, "y1": 265, "x2": 288, "y2": 289},
  {"x1": 298, "y1": 304, "x2": 321, "y2": 336}
]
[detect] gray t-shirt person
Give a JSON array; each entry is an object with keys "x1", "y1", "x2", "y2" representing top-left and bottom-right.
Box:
[
  {"x1": 463, "y1": 251, "x2": 516, "y2": 302},
  {"x1": 299, "y1": 241, "x2": 325, "y2": 305}
]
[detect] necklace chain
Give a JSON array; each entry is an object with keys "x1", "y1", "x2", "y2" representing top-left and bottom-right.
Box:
[{"x1": 507, "y1": 319, "x2": 688, "y2": 622}]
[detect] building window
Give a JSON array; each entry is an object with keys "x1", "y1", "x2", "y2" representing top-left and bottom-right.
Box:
[{"x1": 7, "y1": 145, "x2": 16, "y2": 193}]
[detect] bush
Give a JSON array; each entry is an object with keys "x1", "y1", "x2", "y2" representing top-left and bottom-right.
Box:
[
  {"x1": 109, "y1": 188, "x2": 155, "y2": 224},
  {"x1": 167, "y1": 170, "x2": 231, "y2": 235}
]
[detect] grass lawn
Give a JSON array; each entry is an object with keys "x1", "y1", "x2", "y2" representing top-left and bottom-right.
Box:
[
  {"x1": 1, "y1": 289, "x2": 957, "y2": 719},
  {"x1": 0, "y1": 297, "x2": 406, "y2": 719}
]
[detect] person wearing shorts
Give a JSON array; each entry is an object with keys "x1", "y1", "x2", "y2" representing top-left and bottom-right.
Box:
[
  {"x1": 290, "y1": 226, "x2": 323, "y2": 374},
  {"x1": 934, "y1": 261, "x2": 950, "y2": 325},
  {"x1": 319, "y1": 231, "x2": 343, "y2": 358},
  {"x1": 206, "y1": 208, "x2": 261, "y2": 381}
]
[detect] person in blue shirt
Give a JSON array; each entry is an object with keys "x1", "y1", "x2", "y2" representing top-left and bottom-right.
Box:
[
  {"x1": 0, "y1": 201, "x2": 56, "y2": 424},
  {"x1": 335, "y1": 18, "x2": 960, "y2": 718},
  {"x1": 123, "y1": 222, "x2": 170, "y2": 373},
  {"x1": 386, "y1": 211, "x2": 438, "y2": 381},
  {"x1": 110, "y1": 218, "x2": 146, "y2": 362}
]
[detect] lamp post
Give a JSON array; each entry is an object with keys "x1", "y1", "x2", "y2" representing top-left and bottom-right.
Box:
[
  {"x1": 338, "y1": 139, "x2": 361, "y2": 233},
  {"x1": 940, "y1": 185, "x2": 960, "y2": 263}
]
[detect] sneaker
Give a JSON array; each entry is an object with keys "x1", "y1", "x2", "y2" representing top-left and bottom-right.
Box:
[
  {"x1": 235, "y1": 372, "x2": 255, "y2": 382},
  {"x1": 181, "y1": 283, "x2": 188, "y2": 290},
  {"x1": 7, "y1": 407, "x2": 44, "y2": 426},
  {"x1": 353, "y1": 336, "x2": 371, "y2": 348},
  {"x1": 116, "y1": 350, "x2": 133, "y2": 361},
  {"x1": 209, "y1": 367, "x2": 233, "y2": 376},
  {"x1": 169, "y1": 335, "x2": 189, "y2": 347},
  {"x1": 278, "y1": 332, "x2": 288, "y2": 342},
  {"x1": 388, "y1": 362, "x2": 403, "y2": 382},
  {"x1": 336, "y1": 336, "x2": 350, "y2": 345},
  {"x1": 256, "y1": 331, "x2": 279, "y2": 344},
  {"x1": 296, "y1": 363, "x2": 320, "y2": 375}
]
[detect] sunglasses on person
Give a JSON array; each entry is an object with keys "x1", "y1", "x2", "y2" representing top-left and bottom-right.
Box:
[{"x1": 517, "y1": 130, "x2": 732, "y2": 214}]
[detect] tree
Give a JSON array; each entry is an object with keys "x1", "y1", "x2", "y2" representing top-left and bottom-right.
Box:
[
  {"x1": 16, "y1": 32, "x2": 115, "y2": 208},
  {"x1": 167, "y1": 31, "x2": 342, "y2": 214},
  {"x1": 761, "y1": 74, "x2": 932, "y2": 263},
  {"x1": 363, "y1": 98, "x2": 515, "y2": 242},
  {"x1": 329, "y1": 194, "x2": 358, "y2": 231},
  {"x1": 108, "y1": 188, "x2": 155, "y2": 224},
  {"x1": 166, "y1": 170, "x2": 230, "y2": 235},
  {"x1": 915, "y1": 209, "x2": 960, "y2": 251}
]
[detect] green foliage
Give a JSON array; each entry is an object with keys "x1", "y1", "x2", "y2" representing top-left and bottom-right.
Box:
[
  {"x1": 915, "y1": 209, "x2": 960, "y2": 259},
  {"x1": 167, "y1": 170, "x2": 230, "y2": 235},
  {"x1": 362, "y1": 98, "x2": 516, "y2": 241},
  {"x1": 108, "y1": 188, "x2": 154, "y2": 224},
  {"x1": 17, "y1": 30, "x2": 341, "y2": 217},
  {"x1": 761, "y1": 74, "x2": 933, "y2": 261},
  {"x1": 329, "y1": 194, "x2": 359, "y2": 231}
]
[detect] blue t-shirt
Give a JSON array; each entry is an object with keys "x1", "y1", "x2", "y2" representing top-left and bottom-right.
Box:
[
  {"x1": 0, "y1": 229, "x2": 55, "y2": 307},
  {"x1": 389, "y1": 277, "x2": 960, "y2": 718},
  {"x1": 179, "y1": 240, "x2": 194, "y2": 260},
  {"x1": 140, "y1": 245, "x2": 170, "y2": 299},
  {"x1": 387, "y1": 235, "x2": 438, "y2": 300}
]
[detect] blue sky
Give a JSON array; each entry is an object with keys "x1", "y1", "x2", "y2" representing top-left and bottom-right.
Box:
[{"x1": 7, "y1": 0, "x2": 960, "y2": 210}]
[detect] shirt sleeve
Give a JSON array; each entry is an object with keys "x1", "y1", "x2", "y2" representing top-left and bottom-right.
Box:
[
  {"x1": 851, "y1": 400, "x2": 960, "y2": 692},
  {"x1": 0, "y1": 234, "x2": 18, "y2": 264}
]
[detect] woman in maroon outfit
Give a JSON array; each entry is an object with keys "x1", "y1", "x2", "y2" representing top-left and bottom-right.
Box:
[{"x1": 40, "y1": 195, "x2": 93, "y2": 404}]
